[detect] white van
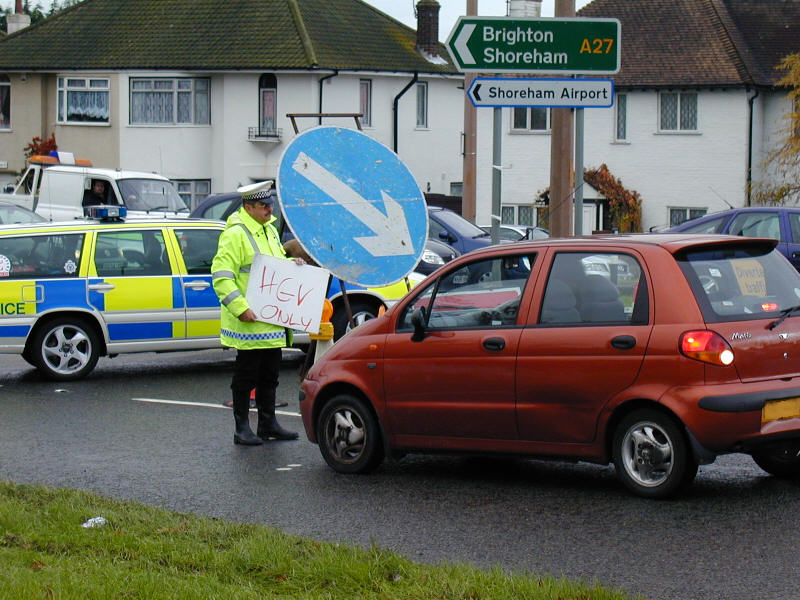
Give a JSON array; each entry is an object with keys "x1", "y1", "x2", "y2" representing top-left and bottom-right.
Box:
[{"x1": 0, "y1": 153, "x2": 189, "y2": 221}]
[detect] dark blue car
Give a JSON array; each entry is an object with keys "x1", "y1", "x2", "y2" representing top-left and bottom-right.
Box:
[{"x1": 667, "y1": 206, "x2": 800, "y2": 271}]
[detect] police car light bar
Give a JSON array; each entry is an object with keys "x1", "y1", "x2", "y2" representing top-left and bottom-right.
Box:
[{"x1": 86, "y1": 205, "x2": 127, "y2": 220}]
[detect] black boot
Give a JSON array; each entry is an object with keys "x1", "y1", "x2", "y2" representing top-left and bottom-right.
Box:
[
  {"x1": 256, "y1": 394, "x2": 298, "y2": 441},
  {"x1": 232, "y1": 390, "x2": 262, "y2": 445}
]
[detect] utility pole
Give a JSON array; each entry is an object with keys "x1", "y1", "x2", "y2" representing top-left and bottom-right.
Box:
[
  {"x1": 461, "y1": 0, "x2": 478, "y2": 222},
  {"x1": 548, "y1": 0, "x2": 576, "y2": 237}
]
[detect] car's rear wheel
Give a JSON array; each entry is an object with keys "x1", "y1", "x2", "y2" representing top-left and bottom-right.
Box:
[
  {"x1": 612, "y1": 409, "x2": 697, "y2": 498},
  {"x1": 330, "y1": 299, "x2": 381, "y2": 341},
  {"x1": 30, "y1": 316, "x2": 101, "y2": 381},
  {"x1": 751, "y1": 442, "x2": 800, "y2": 477},
  {"x1": 317, "y1": 394, "x2": 384, "y2": 474}
]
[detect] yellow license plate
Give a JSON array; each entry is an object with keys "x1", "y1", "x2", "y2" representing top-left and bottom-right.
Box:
[{"x1": 762, "y1": 397, "x2": 800, "y2": 423}]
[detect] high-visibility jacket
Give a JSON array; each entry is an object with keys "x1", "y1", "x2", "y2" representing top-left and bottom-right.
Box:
[{"x1": 211, "y1": 207, "x2": 291, "y2": 350}]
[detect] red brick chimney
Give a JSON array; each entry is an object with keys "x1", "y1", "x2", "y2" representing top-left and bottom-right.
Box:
[
  {"x1": 16, "y1": 0, "x2": 23, "y2": 13},
  {"x1": 8, "y1": 0, "x2": 31, "y2": 34},
  {"x1": 416, "y1": 0, "x2": 440, "y2": 56}
]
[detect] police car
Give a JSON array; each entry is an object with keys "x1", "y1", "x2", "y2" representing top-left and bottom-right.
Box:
[
  {"x1": 0, "y1": 207, "x2": 225, "y2": 380},
  {"x1": 0, "y1": 207, "x2": 414, "y2": 380}
]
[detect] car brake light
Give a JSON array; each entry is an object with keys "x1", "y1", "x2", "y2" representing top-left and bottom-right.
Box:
[
  {"x1": 762, "y1": 302, "x2": 779, "y2": 312},
  {"x1": 680, "y1": 330, "x2": 734, "y2": 366}
]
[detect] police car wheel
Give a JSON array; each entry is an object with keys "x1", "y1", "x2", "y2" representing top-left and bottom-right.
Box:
[
  {"x1": 317, "y1": 394, "x2": 384, "y2": 474},
  {"x1": 330, "y1": 299, "x2": 380, "y2": 341},
  {"x1": 30, "y1": 317, "x2": 101, "y2": 381}
]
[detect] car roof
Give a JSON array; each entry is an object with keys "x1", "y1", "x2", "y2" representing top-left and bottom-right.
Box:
[
  {"x1": 465, "y1": 232, "x2": 779, "y2": 255},
  {"x1": 45, "y1": 165, "x2": 171, "y2": 181},
  {"x1": 0, "y1": 217, "x2": 223, "y2": 234}
]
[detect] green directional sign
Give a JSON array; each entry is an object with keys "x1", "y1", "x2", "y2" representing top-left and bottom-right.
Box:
[{"x1": 446, "y1": 17, "x2": 621, "y2": 74}]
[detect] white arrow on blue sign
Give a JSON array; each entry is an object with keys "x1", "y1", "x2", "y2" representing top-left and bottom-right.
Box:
[{"x1": 277, "y1": 126, "x2": 428, "y2": 288}]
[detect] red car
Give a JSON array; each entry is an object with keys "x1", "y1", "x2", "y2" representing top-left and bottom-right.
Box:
[{"x1": 300, "y1": 234, "x2": 800, "y2": 498}]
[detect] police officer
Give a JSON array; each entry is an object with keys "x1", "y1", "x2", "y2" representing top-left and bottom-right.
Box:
[{"x1": 211, "y1": 181, "x2": 304, "y2": 445}]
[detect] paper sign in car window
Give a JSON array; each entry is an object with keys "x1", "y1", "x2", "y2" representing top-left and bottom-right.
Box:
[{"x1": 732, "y1": 258, "x2": 766, "y2": 296}]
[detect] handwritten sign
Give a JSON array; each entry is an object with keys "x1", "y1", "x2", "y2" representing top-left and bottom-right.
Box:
[
  {"x1": 245, "y1": 255, "x2": 330, "y2": 334},
  {"x1": 732, "y1": 258, "x2": 767, "y2": 297}
]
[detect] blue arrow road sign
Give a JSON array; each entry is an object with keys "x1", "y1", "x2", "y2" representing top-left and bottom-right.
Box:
[{"x1": 277, "y1": 126, "x2": 428, "y2": 287}]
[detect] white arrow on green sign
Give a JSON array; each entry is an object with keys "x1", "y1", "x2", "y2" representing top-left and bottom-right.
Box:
[{"x1": 446, "y1": 16, "x2": 621, "y2": 74}]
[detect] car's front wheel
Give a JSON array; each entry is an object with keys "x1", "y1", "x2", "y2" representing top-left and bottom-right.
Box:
[
  {"x1": 317, "y1": 394, "x2": 384, "y2": 474},
  {"x1": 612, "y1": 409, "x2": 697, "y2": 498},
  {"x1": 29, "y1": 317, "x2": 101, "y2": 381},
  {"x1": 751, "y1": 442, "x2": 800, "y2": 477}
]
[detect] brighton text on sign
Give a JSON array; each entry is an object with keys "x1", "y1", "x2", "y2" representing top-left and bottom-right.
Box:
[
  {"x1": 446, "y1": 17, "x2": 621, "y2": 74},
  {"x1": 244, "y1": 254, "x2": 330, "y2": 334}
]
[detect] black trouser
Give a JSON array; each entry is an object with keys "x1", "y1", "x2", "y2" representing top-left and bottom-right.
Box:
[{"x1": 231, "y1": 347, "x2": 281, "y2": 402}]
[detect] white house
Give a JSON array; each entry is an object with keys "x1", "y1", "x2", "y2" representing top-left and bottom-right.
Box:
[{"x1": 0, "y1": 0, "x2": 464, "y2": 209}]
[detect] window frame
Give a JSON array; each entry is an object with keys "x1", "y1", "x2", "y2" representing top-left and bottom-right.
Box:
[
  {"x1": 57, "y1": 76, "x2": 110, "y2": 125},
  {"x1": 129, "y1": 77, "x2": 210, "y2": 126},
  {"x1": 172, "y1": 179, "x2": 211, "y2": 211},
  {"x1": 416, "y1": 81, "x2": 428, "y2": 129},
  {"x1": 359, "y1": 79, "x2": 372, "y2": 127},
  {"x1": 658, "y1": 91, "x2": 698, "y2": 132},
  {"x1": 669, "y1": 207, "x2": 708, "y2": 228},
  {"x1": 0, "y1": 74, "x2": 10, "y2": 130},
  {"x1": 614, "y1": 92, "x2": 627, "y2": 141},
  {"x1": 511, "y1": 106, "x2": 550, "y2": 132}
]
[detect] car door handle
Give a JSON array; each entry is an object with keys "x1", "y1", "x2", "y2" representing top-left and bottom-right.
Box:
[
  {"x1": 87, "y1": 282, "x2": 115, "y2": 292},
  {"x1": 611, "y1": 335, "x2": 636, "y2": 350},
  {"x1": 483, "y1": 337, "x2": 505, "y2": 351},
  {"x1": 183, "y1": 280, "x2": 211, "y2": 290}
]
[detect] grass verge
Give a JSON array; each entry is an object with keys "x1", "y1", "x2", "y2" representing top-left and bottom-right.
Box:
[{"x1": 0, "y1": 480, "x2": 639, "y2": 599}]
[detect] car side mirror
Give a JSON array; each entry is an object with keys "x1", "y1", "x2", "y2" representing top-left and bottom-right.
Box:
[
  {"x1": 438, "y1": 230, "x2": 453, "y2": 243},
  {"x1": 410, "y1": 306, "x2": 428, "y2": 342}
]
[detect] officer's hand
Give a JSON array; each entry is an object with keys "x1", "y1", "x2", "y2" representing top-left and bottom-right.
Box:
[
  {"x1": 292, "y1": 257, "x2": 306, "y2": 266},
  {"x1": 238, "y1": 308, "x2": 258, "y2": 322}
]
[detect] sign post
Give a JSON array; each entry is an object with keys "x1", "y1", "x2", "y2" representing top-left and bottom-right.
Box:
[{"x1": 446, "y1": 17, "x2": 621, "y2": 75}]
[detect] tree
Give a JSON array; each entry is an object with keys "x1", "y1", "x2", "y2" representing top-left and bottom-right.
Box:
[
  {"x1": 750, "y1": 53, "x2": 800, "y2": 205},
  {"x1": 1, "y1": 0, "x2": 73, "y2": 32},
  {"x1": 23, "y1": 133, "x2": 57, "y2": 159},
  {"x1": 534, "y1": 164, "x2": 643, "y2": 233}
]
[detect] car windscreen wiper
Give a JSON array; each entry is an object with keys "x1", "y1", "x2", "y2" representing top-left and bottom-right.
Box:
[{"x1": 768, "y1": 304, "x2": 800, "y2": 330}]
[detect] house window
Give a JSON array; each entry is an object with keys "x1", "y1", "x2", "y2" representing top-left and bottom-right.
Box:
[
  {"x1": 659, "y1": 91, "x2": 697, "y2": 131},
  {"x1": 501, "y1": 206, "x2": 515, "y2": 223},
  {"x1": 449, "y1": 182, "x2": 463, "y2": 196},
  {"x1": 259, "y1": 74, "x2": 277, "y2": 136},
  {"x1": 615, "y1": 93, "x2": 627, "y2": 140},
  {"x1": 359, "y1": 79, "x2": 372, "y2": 127},
  {"x1": 416, "y1": 82, "x2": 428, "y2": 128},
  {"x1": 669, "y1": 207, "x2": 707, "y2": 227},
  {"x1": 58, "y1": 77, "x2": 109, "y2": 124},
  {"x1": 0, "y1": 75, "x2": 9, "y2": 130},
  {"x1": 173, "y1": 179, "x2": 210, "y2": 211},
  {"x1": 130, "y1": 78, "x2": 210, "y2": 125},
  {"x1": 512, "y1": 107, "x2": 550, "y2": 131}
]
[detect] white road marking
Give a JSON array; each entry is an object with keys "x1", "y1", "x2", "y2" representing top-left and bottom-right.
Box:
[{"x1": 130, "y1": 397, "x2": 301, "y2": 417}]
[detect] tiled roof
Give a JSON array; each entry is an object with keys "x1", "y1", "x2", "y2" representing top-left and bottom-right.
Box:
[
  {"x1": 0, "y1": 0, "x2": 456, "y2": 74},
  {"x1": 579, "y1": 0, "x2": 800, "y2": 88}
]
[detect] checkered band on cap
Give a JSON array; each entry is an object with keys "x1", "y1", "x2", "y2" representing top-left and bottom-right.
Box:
[{"x1": 237, "y1": 180, "x2": 274, "y2": 202}]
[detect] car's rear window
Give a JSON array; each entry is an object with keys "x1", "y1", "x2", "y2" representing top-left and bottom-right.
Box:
[{"x1": 679, "y1": 244, "x2": 800, "y2": 322}]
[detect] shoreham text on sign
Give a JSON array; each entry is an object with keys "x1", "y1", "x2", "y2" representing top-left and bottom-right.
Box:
[
  {"x1": 467, "y1": 77, "x2": 614, "y2": 108},
  {"x1": 446, "y1": 17, "x2": 621, "y2": 74}
]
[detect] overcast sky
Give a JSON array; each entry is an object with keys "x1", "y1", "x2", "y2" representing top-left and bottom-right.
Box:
[
  {"x1": 368, "y1": 1, "x2": 592, "y2": 40},
  {"x1": 6, "y1": 0, "x2": 591, "y2": 40}
]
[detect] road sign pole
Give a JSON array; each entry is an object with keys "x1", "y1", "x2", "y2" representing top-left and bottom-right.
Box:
[{"x1": 491, "y1": 106, "x2": 502, "y2": 245}]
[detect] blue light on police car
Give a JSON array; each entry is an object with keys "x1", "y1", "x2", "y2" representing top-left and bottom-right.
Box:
[{"x1": 86, "y1": 205, "x2": 127, "y2": 220}]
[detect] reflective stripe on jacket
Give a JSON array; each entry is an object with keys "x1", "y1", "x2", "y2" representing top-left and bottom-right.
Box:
[{"x1": 210, "y1": 207, "x2": 291, "y2": 350}]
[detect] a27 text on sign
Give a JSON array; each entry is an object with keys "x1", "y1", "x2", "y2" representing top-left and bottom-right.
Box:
[{"x1": 446, "y1": 17, "x2": 621, "y2": 74}]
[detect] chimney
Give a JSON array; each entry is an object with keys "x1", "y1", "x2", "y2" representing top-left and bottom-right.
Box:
[
  {"x1": 508, "y1": 0, "x2": 542, "y2": 17},
  {"x1": 416, "y1": 0, "x2": 440, "y2": 57},
  {"x1": 7, "y1": 0, "x2": 32, "y2": 35}
]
